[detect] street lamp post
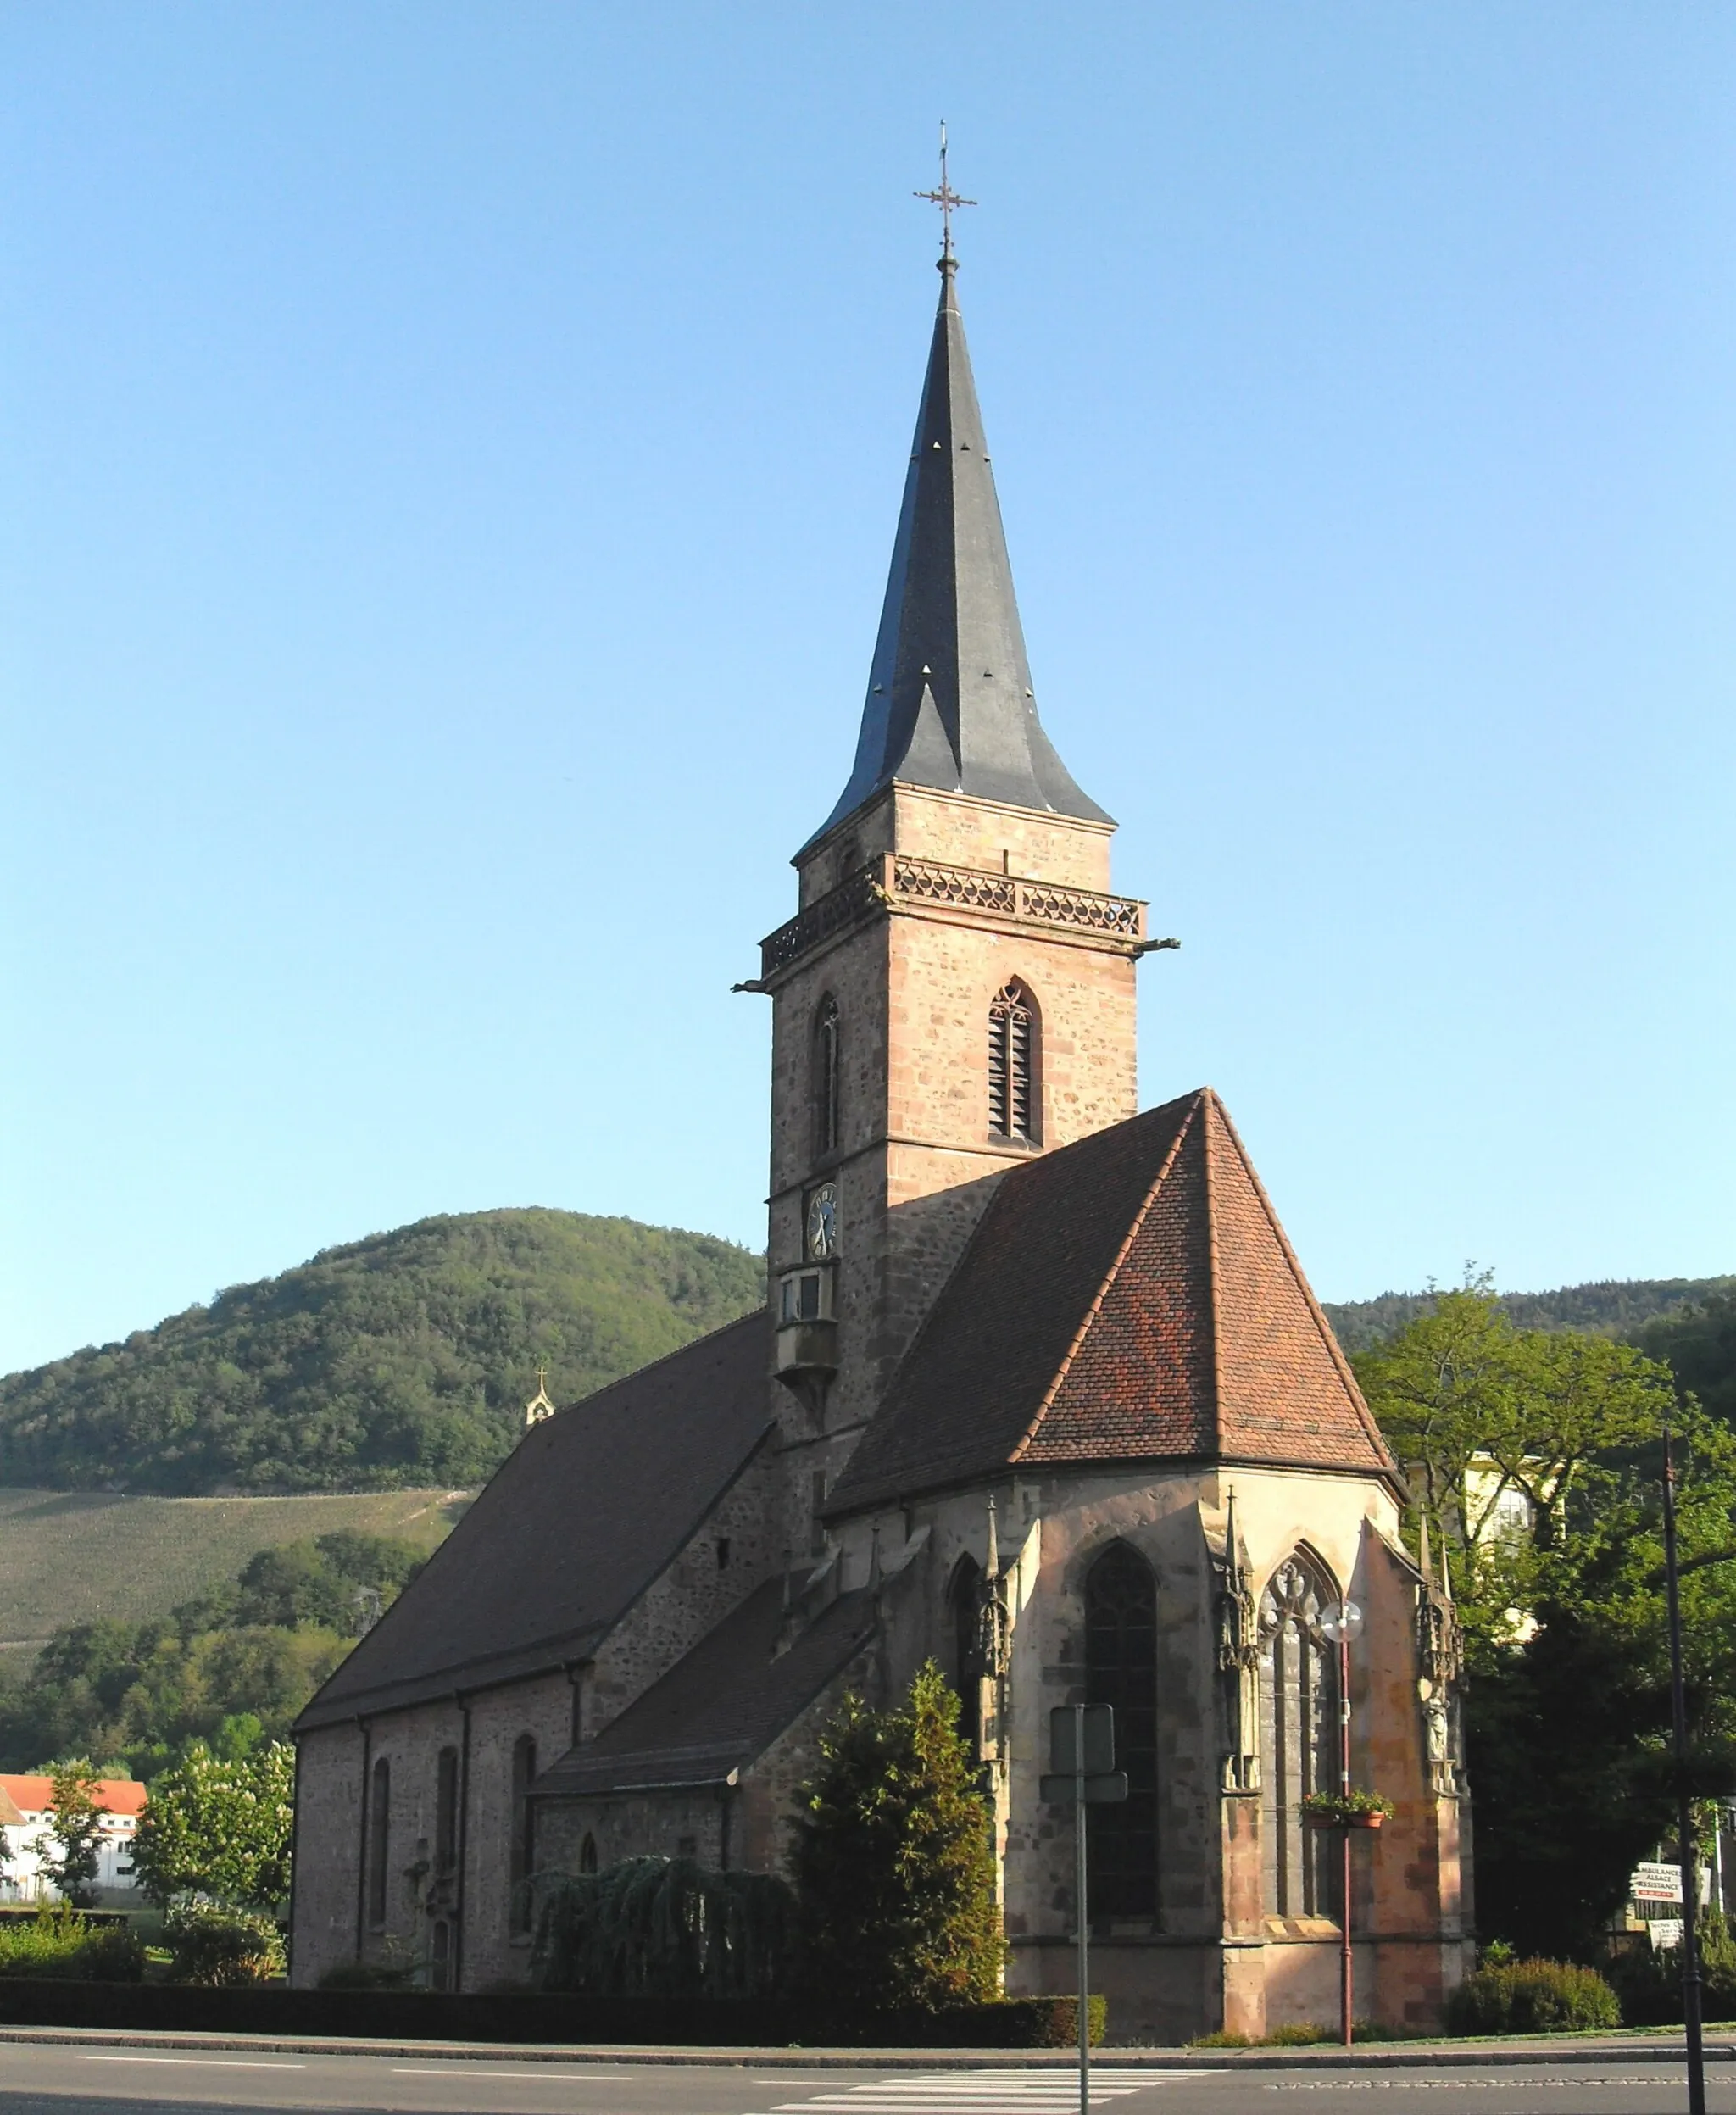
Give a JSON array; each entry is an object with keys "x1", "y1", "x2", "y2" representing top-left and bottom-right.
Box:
[
  {"x1": 1662, "y1": 1417, "x2": 1705, "y2": 2115},
  {"x1": 1321, "y1": 1599, "x2": 1366, "y2": 2049}
]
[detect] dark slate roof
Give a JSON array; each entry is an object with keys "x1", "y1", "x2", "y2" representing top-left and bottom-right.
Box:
[
  {"x1": 810, "y1": 258, "x2": 1109, "y2": 848},
  {"x1": 528, "y1": 1581, "x2": 877, "y2": 1799},
  {"x1": 295, "y1": 1312, "x2": 774, "y2": 1730},
  {"x1": 826, "y1": 1089, "x2": 1394, "y2": 1515}
]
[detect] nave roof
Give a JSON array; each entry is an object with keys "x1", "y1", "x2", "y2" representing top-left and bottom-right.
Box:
[{"x1": 295, "y1": 1311, "x2": 773, "y2": 1731}]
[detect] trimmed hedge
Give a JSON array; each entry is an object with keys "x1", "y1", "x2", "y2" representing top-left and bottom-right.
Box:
[
  {"x1": 0, "y1": 1980, "x2": 1105, "y2": 2046},
  {"x1": 1448, "y1": 1957, "x2": 1618, "y2": 2034}
]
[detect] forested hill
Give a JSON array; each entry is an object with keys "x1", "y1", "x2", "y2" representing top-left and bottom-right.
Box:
[
  {"x1": 1322, "y1": 1275, "x2": 1736, "y2": 1353},
  {"x1": 0, "y1": 1211, "x2": 764, "y2": 1496}
]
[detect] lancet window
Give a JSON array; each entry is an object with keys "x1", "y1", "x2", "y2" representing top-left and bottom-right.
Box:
[
  {"x1": 813, "y1": 996, "x2": 842, "y2": 1158},
  {"x1": 434, "y1": 1745, "x2": 459, "y2": 1874},
  {"x1": 988, "y1": 982, "x2": 1037, "y2": 1142},
  {"x1": 949, "y1": 1553, "x2": 983, "y2": 1758},
  {"x1": 1084, "y1": 1540, "x2": 1159, "y2": 1918},
  {"x1": 508, "y1": 1735, "x2": 537, "y2": 1934},
  {"x1": 365, "y1": 1757, "x2": 391, "y2": 1928},
  {"x1": 1259, "y1": 1553, "x2": 1340, "y2": 1920}
]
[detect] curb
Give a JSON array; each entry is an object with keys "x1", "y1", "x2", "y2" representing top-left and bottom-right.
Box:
[{"x1": 0, "y1": 2024, "x2": 1732, "y2": 2070}]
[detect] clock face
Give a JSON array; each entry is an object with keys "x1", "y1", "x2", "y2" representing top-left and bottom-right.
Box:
[{"x1": 806, "y1": 1183, "x2": 838, "y2": 1260}]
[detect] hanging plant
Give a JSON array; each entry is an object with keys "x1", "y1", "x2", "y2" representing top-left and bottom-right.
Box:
[{"x1": 1300, "y1": 1788, "x2": 1394, "y2": 1830}]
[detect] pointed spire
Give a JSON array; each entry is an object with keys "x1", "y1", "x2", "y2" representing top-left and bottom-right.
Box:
[
  {"x1": 1224, "y1": 1485, "x2": 1243, "y2": 1583},
  {"x1": 985, "y1": 1493, "x2": 1000, "y2": 1581},
  {"x1": 810, "y1": 255, "x2": 1110, "y2": 845},
  {"x1": 1418, "y1": 1511, "x2": 1433, "y2": 1583}
]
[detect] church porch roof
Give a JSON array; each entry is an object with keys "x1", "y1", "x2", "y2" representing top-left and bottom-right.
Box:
[
  {"x1": 528, "y1": 1579, "x2": 877, "y2": 1800},
  {"x1": 825, "y1": 1088, "x2": 1395, "y2": 1516}
]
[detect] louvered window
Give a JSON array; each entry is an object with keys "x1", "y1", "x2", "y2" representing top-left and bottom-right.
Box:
[{"x1": 988, "y1": 982, "x2": 1037, "y2": 1141}]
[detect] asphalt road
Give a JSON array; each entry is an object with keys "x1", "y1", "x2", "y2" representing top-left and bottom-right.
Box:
[{"x1": 0, "y1": 2045, "x2": 1732, "y2": 2115}]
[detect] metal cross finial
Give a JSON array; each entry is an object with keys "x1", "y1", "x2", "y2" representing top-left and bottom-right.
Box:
[{"x1": 913, "y1": 120, "x2": 976, "y2": 260}]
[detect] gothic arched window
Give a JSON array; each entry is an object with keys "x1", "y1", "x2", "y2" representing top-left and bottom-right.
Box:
[
  {"x1": 988, "y1": 982, "x2": 1038, "y2": 1142},
  {"x1": 365, "y1": 1756, "x2": 390, "y2": 1929},
  {"x1": 578, "y1": 1831, "x2": 598, "y2": 1876},
  {"x1": 814, "y1": 995, "x2": 842, "y2": 1157},
  {"x1": 948, "y1": 1553, "x2": 983, "y2": 1759},
  {"x1": 508, "y1": 1735, "x2": 537, "y2": 1934},
  {"x1": 1085, "y1": 1540, "x2": 1158, "y2": 1918},
  {"x1": 1259, "y1": 1553, "x2": 1340, "y2": 1920}
]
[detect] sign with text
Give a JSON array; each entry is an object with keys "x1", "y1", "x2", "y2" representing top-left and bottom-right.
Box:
[{"x1": 1633, "y1": 1862, "x2": 1684, "y2": 1904}]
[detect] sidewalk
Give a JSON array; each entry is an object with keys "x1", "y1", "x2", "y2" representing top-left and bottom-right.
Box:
[{"x1": 0, "y1": 2022, "x2": 1731, "y2": 2069}]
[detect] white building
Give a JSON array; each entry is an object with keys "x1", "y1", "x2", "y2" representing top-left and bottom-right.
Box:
[{"x1": 0, "y1": 1776, "x2": 147, "y2": 1906}]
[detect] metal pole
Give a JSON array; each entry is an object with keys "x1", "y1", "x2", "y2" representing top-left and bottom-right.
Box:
[
  {"x1": 1339, "y1": 1633, "x2": 1353, "y2": 2048},
  {"x1": 1075, "y1": 1704, "x2": 1088, "y2": 2115},
  {"x1": 1662, "y1": 1418, "x2": 1705, "y2": 2115}
]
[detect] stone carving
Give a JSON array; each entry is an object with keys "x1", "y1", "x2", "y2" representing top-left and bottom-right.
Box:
[
  {"x1": 1416, "y1": 1524, "x2": 1466, "y2": 1795},
  {"x1": 760, "y1": 855, "x2": 1145, "y2": 979},
  {"x1": 1212, "y1": 1493, "x2": 1260, "y2": 1793}
]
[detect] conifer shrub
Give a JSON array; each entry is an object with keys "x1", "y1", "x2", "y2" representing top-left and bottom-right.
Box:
[
  {"x1": 792, "y1": 1661, "x2": 1004, "y2": 2013},
  {"x1": 1447, "y1": 1956, "x2": 1618, "y2": 2034}
]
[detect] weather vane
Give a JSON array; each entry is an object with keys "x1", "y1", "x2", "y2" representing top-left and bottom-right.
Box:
[{"x1": 914, "y1": 120, "x2": 976, "y2": 261}]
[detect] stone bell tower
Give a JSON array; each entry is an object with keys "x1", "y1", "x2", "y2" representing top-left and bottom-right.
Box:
[{"x1": 748, "y1": 246, "x2": 1167, "y2": 1540}]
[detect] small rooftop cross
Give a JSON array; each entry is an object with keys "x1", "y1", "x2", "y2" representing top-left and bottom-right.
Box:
[{"x1": 913, "y1": 121, "x2": 976, "y2": 260}]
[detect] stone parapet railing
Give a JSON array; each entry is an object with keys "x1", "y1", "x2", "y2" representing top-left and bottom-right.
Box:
[{"x1": 760, "y1": 854, "x2": 1145, "y2": 980}]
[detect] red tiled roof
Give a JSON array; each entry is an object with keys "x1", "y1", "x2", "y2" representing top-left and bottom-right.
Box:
[
  {"x1": 0, "y1": 1776, "x2": 145, "y2": 1819},
  {"x1": 827, "y1": 1088, "x2": 1394, "y2": 1513}
]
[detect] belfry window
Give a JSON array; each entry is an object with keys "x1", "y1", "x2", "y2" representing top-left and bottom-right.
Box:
[
  {"x1": 1084, "y1": 1540, "x2": 1158, "y2": 1918},
  {"x1": 988, "y1": 982, "x2": 1037, "y2": 1141},
  {"x1": 814, "y1": 996, "x2": 842, "y2": 1157},
  {"x1": 1259, "y1": 1554, "x2": 1340, "y2": 1920}
]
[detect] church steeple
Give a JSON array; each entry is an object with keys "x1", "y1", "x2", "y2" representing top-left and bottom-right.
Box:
[{"x1": 812, "y1": 255, "x2": 1110, "y2": 843}]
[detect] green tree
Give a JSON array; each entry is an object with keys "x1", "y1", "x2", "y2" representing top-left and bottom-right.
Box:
[
  {"x1": 1355, "y1": 1285, "x2": 1674, "y2": 1547},
  {"x1": 1641, "y1": 1294, "x2": 1736, "y2": 1428},
  {"x1": 1355, "y1": 1291, "x2": 1736, "y2": 1957},
  {"x1": 0, "y1": 1210, "x2": 763, "y2": 1494},
  {"x1": 42, "y1": 1760, "x2": 107, "y2": 1907},
  {"x1": 792, "y1": 1662, "x2": 1002, "y2": 2012},
  {"x1": 127, "y1": 1741, "x2": 294, "y2": 1909}
]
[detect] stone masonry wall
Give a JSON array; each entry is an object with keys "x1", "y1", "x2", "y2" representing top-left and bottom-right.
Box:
[
  {"x1": 289, "y1": 1722, "x2": 364, "y2": 1988},
  {"x1": 825, "y1": 1463, "x2": 1461, "y2": 2042},
  {"x1": 583, "y1": 1438, "x2": 784, "y2": 1739}
]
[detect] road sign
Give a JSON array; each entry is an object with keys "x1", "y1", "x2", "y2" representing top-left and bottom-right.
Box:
[{"x1": 1051, "y1": 1702, "x2": 1116, "y2": 1775}]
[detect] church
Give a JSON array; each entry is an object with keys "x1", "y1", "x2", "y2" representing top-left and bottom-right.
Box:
[{"x1": 289, "y1": 234, "x2": 1472, "y2": 2041}]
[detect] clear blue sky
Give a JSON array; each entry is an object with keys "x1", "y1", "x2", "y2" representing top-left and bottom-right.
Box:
[{"x1": 3, "y1": 3, "x2": 1733, "y2": 1374}]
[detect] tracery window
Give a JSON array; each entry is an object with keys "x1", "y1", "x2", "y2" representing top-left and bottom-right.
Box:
[
  {"x1": 1259, "y1": 1554, "x2": 1340, "y2": 1920},
  {"x1": 365, "y1": 1757, "x2": 391, "y2": 1928},
  {"x1": 949, "y1": 1553, "x2": 983, "y2": 1759},
  {"x1": 508, "y1": 1735, "x2": 537, "y2": 1934},
  {"x1": 814, "y1": 996, "x2": 842, "y2": 1157},
  {"x1": 988, "y1": 982, "x2": 1038, "y2": 1142},
  {"x1": 1084, "y1": 1540, "x2": 1158, "y2": 1918}
]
